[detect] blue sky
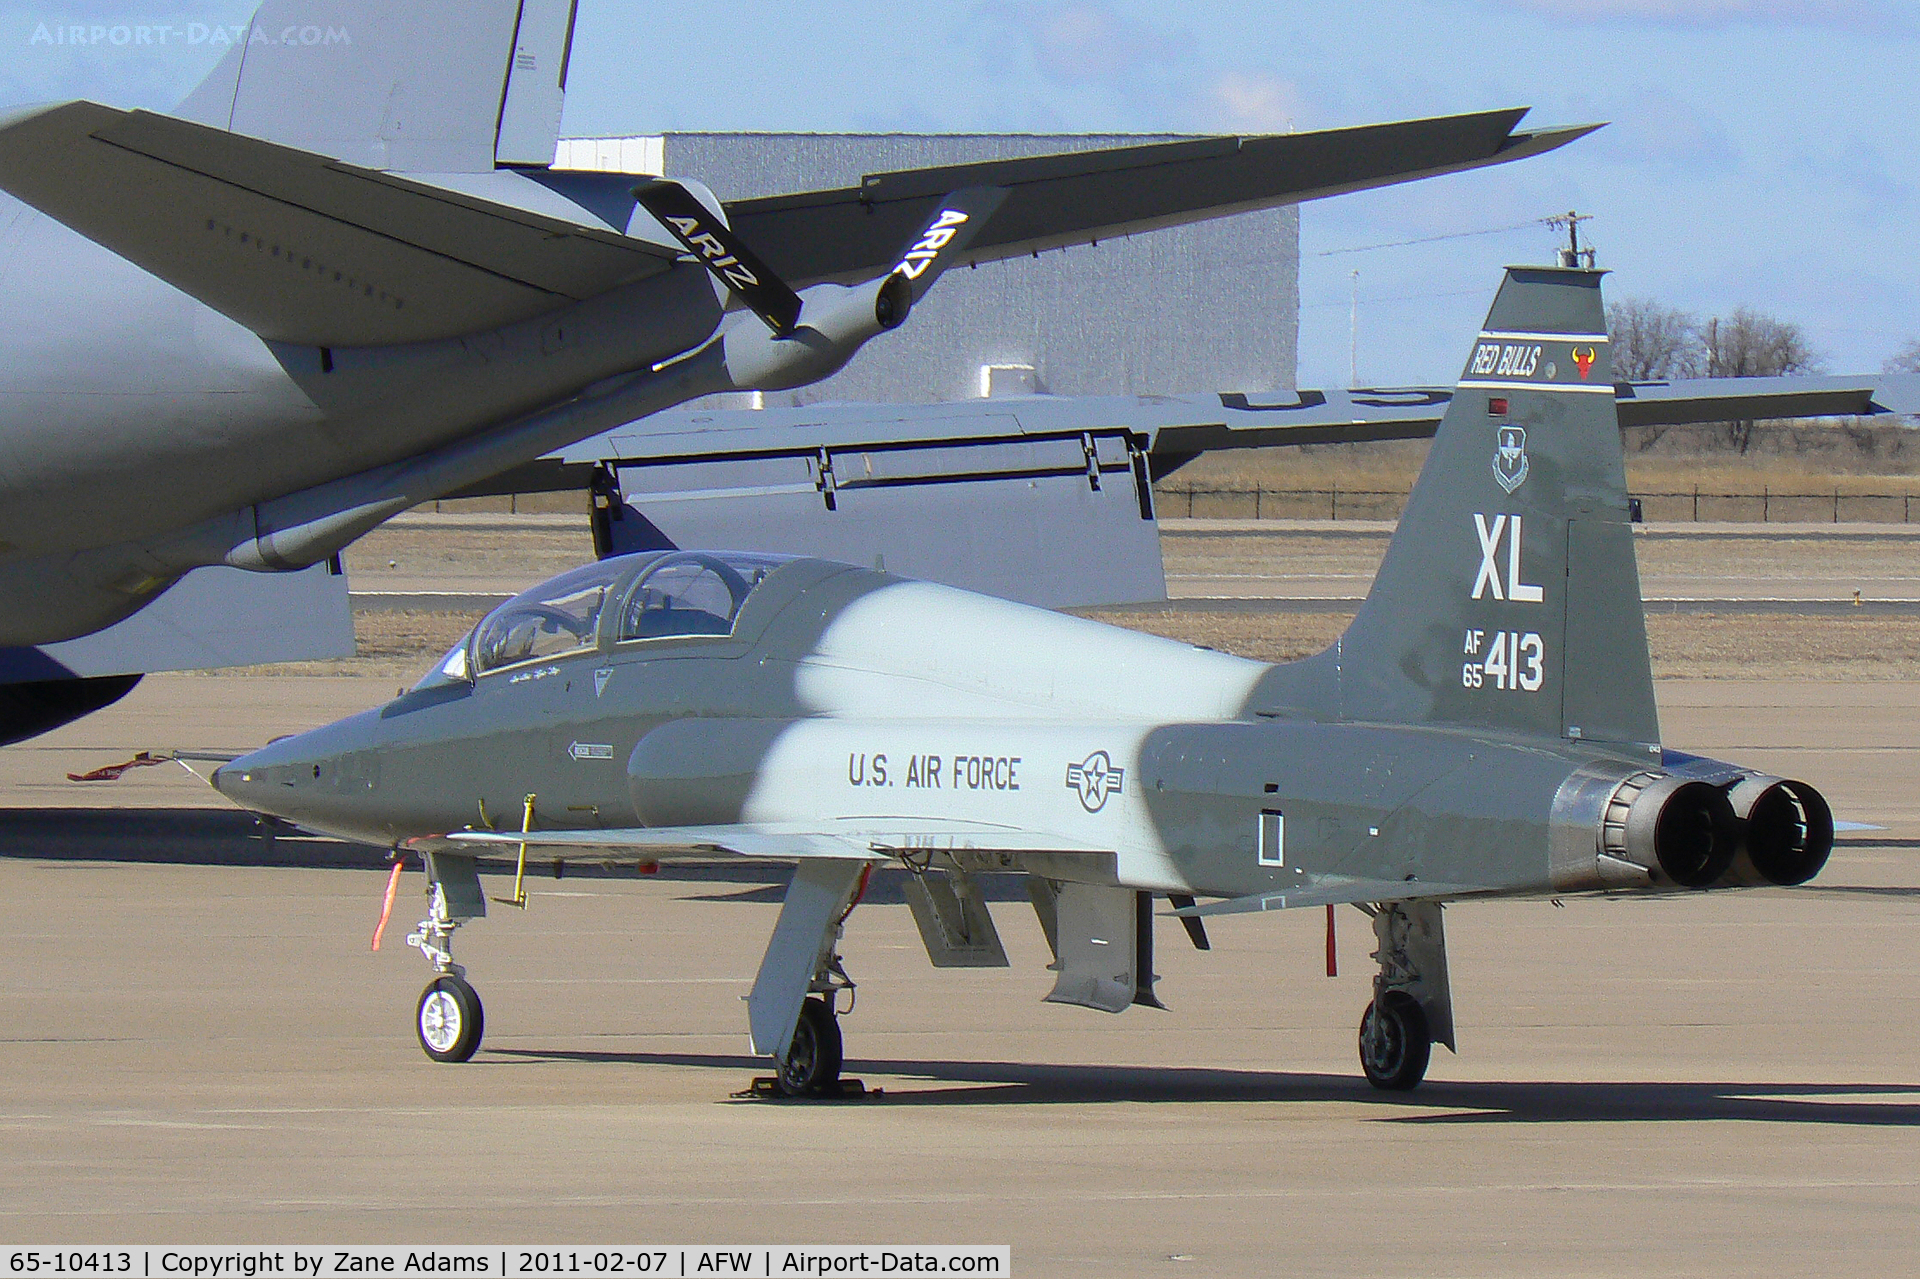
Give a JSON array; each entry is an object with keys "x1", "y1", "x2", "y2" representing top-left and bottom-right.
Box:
[{"x1": 5, "y1": 1, "x2": 1916, "y2": 388}]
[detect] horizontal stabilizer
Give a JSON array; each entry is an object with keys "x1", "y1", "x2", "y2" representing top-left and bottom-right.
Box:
[
  {"x1": 0, "y1": 102, "x2": 676, "y2": 345},
  {"x1": 728, "y1": 109, "x2": 1600, "y2": 289},
  {"x1": 1170, "y1": 877, "x2": 1493, "y2": 917}
]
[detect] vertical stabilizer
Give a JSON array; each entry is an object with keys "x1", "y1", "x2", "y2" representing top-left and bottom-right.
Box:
[
  {"x1": 1255, "y1": 267, "x2": 1657, "y2": 751},
  {"x1": 174, "y1": 1, "x2": 577, "y2": 173},
  {"x1": 494, "y1": 1, "x2": 579, "y2": 167}
]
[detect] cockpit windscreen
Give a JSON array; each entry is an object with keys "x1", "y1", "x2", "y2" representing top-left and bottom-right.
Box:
[
  {"x1": 473, "y1": 560, "x2": 627, "y2": 674},
  {"x1": 617, "y1": 552, "x2": 788, "y2": 642}
]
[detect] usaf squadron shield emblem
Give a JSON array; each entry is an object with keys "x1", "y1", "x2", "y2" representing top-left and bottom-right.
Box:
[{"x1": 1493, "y1": 425, "x2": 1530, "y2": 494}]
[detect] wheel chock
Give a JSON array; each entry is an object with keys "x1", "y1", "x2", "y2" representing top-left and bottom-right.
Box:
[{"x1": 731, "y1": 1076, "x2": 879, "y2": 1101}]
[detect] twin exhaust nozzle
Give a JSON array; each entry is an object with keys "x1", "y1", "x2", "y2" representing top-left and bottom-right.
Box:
[{"x1": 1600, "y1": 770, "x2": 1833, "y2": 889}]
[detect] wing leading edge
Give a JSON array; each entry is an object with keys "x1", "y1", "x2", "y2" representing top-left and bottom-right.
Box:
[
  {"x1": 436, "y1": 819, "x2": 1114, "y2": 863},
  {"x1": 727, "y1": 109, "x2": 1602, "y2": 289}
]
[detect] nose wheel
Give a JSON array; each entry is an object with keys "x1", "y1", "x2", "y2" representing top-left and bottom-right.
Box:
[
  {"x1": 773, "y1": 996, "x2": 843, "y2": 1097},
  {"x1": 417, "y1": 974, "x2": 484, "y2": 1063}
]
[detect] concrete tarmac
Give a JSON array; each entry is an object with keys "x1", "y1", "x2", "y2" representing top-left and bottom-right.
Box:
[{"x1": 1, "y1": 677, "x2": 1917, "y2": 1274}]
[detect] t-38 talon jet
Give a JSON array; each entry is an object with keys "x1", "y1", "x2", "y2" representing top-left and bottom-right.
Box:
[
  {"x1": 211, "y1": 264, "x2": 1832, "y2": 1094},
  {"x1": 0, "y1": 0, "x2": 1596, "y2": 744}
]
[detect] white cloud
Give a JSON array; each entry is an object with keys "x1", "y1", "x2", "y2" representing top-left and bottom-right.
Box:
[
  {"x1": 1204, "y1": 69, "x2": 1308, "y2": 132},
  {"x1": 1496, "y1": 0, "x2": 1913, "y2": 34},
  {"x1": 982, "y1": 1, "x2": 1176, "y2": 84},
  {"x1": 1586, "y1": 87, "x2": 1744, "y2": 175}
]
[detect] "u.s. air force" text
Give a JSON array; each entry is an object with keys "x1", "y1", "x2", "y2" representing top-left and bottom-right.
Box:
[{"x1": 848, "y1": 752, "x2": 1020, "y2": 790}]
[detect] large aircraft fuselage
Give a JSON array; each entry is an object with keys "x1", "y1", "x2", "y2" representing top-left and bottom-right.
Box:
[{"x1": 0, "y1": 192, "x2": 721, "y2": 558}]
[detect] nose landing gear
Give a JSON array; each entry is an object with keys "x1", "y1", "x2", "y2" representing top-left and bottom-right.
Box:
[
  {"x1": 405, "y1": 853, "x2": 489, "y2": 1064},
  {"x1": 417, "y1": 973, "x2": 484, "y2": 1063}
]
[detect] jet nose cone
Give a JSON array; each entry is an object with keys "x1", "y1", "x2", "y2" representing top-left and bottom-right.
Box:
[
  {"x1": 212, "y1": 710, "x2": 390, "y2": 840},
  {"x1": 210, "y1": 753, "x2": 274, "y2": 809}
]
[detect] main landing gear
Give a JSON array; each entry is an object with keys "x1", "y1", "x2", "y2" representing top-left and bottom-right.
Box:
[
  {"x1": 1355, "y1": 900, "x2": 1455, "y2": 1091},
  {"x1": 774, "y1": 996, "x2": 845, "y2": 1098},
  {"x1": 406, "y1": 853, "x2": 489, "y2": 1064},
  {"x1": 747, "y1": 860, "x2": 871, "y2": 1099},
  {"x1": 1359, "y1": 990, "x2": 1429, "y2": 1091}
]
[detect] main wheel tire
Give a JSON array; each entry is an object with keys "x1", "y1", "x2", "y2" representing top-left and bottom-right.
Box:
[
  {"x1": 1358, "y1": 990, "x2": 1431, "y2": 1091},
  {"x1": 417, "y1": 975, "x2": 484, "y2": 1063},
  {"x1": 773, "y1": 997, "x2": 843, "y2": 1098}
]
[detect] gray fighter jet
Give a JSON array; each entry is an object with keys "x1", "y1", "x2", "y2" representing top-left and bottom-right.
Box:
[
  {"x1": 0, "y1": 0, "x2": 1594, "y2": 741},
  {"x1": 213, "y1": 264, "x2": 1833, "y2": 1093}
]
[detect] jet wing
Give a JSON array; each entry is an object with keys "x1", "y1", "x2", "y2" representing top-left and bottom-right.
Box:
[
  {"x1": 501, "y1": 371, "x2": 1920, "y2": 495},
  {"x1": 0, "y1": 101, "x2": 680, "y2": 346},
  {"x1": 437, "y1": 819, "x2": 1113, "y2": 863},
  {"x1": 726, "y1": 108, "x2": 1600, "y2": 289},
  {"x1": 1171, "y1": 877, "x2": 1498, "y2": 916}
]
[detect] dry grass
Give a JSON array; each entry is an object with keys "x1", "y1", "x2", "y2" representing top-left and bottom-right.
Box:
[
  {"x1": 1157, "y1": 435, "x2": 1920, "y2": 508},
  {"x1": 202, "y1": 602, "x2": 1920, "y2": 686},
  {"x1": 1642, "y1": 613, "x2": 1920, "y2": 681},
  {"x1": 1077, "y1": 608, "x2": 1348, "y2": 665},
  {"x1": 188, "y1": 610, "x2": 488, "y2": 683},
  {"x1": 187, "y1": 514, "x2": 1920, "y2": 686},
  {"x1": 222, "y1": 594, "x2": 1920, "y2": 689},
  {"x1": 1077, "y1": 607, "x2": 1920, "y2": 682},
  {"x1": 1157, "y1": 526, "x2": 1920, "y2": 587}
]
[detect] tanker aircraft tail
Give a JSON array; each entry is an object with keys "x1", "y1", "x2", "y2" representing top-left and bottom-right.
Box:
[
  {"x1": 173, "y1": 0, "x2": 576, "y2": 171},
  {"x1": 1253, "y1": 266, "x2": 1659, "y2": 752}
]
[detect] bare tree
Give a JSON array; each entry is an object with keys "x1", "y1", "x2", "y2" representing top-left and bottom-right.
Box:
[
  {"x1": 1606, "y1": 297, "x2": 1703, "y2": 381},
  {"x1": 1700, "y1": 307, "x2": 1823, "y2": 379},
  {"x1": 1886, "y1": 338, "x2": 1920, "y2": 374},
  {"x1": 1698, "y1": 308, "x2": 1824, "y2": 452}
]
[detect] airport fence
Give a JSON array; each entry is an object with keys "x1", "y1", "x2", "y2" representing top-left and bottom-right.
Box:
[{"x1": 1156, "y1": 485, "x2": 1920, "y2": 524}]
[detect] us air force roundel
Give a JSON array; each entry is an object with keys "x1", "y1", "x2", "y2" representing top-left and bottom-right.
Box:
[{"x1": 1066, "y1": 750, "x2": 1124, "y2": 812}]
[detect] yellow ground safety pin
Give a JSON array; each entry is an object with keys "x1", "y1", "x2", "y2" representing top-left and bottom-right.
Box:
[{"x1": 493, "y1": 793, "x2": 536, "y2": 909}]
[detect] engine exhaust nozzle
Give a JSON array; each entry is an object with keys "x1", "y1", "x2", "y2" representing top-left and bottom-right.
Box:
[
  {"x1": 1603, "y1": 772, "x2": 1740, "y2": 888},
  {"x1": 1726, "y1": 776, "x2": 1833, "y2": 886}
]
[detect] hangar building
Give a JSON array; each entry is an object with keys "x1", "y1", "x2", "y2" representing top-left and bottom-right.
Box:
[{"x1": 555, "y1": 133, "x2": 1300, "y2": 405}]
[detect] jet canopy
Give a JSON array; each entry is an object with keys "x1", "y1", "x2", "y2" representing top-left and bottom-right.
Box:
[{"x1": 413, "y1": 550, "x2": 794, "y2": 691}]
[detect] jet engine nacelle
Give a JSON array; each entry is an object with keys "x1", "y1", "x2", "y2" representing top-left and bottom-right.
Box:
[
  {"x1": 1552, "y1": 763, "x2": 1832, "y2": 892},
  {"x1": 1600, "y1": 771, "x2": 1741, "y2": 888},
  {"x1": 1721, "y1": 774, "x2": 1834, "y2": 887},
  {"x1": 716, "y1": 273, "x2": 913, "y2": 392}
]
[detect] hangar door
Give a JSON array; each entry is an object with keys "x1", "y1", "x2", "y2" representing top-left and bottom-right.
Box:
[{"x1": 598, "y1": 428, "x2": 1166, "y2": 609}]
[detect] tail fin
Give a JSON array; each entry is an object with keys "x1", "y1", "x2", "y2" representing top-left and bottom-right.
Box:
[
  {"x1": 175, "y1": 0, "x2": 577, "y2": 172},
  {"x1": 1256, "y1": 266, "x2": 1658, "y2": 752}
]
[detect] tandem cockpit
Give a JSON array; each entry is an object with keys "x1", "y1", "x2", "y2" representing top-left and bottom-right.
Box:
[{"x1": 414, "y1": 550, "x2": 796, "y2": 692}]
